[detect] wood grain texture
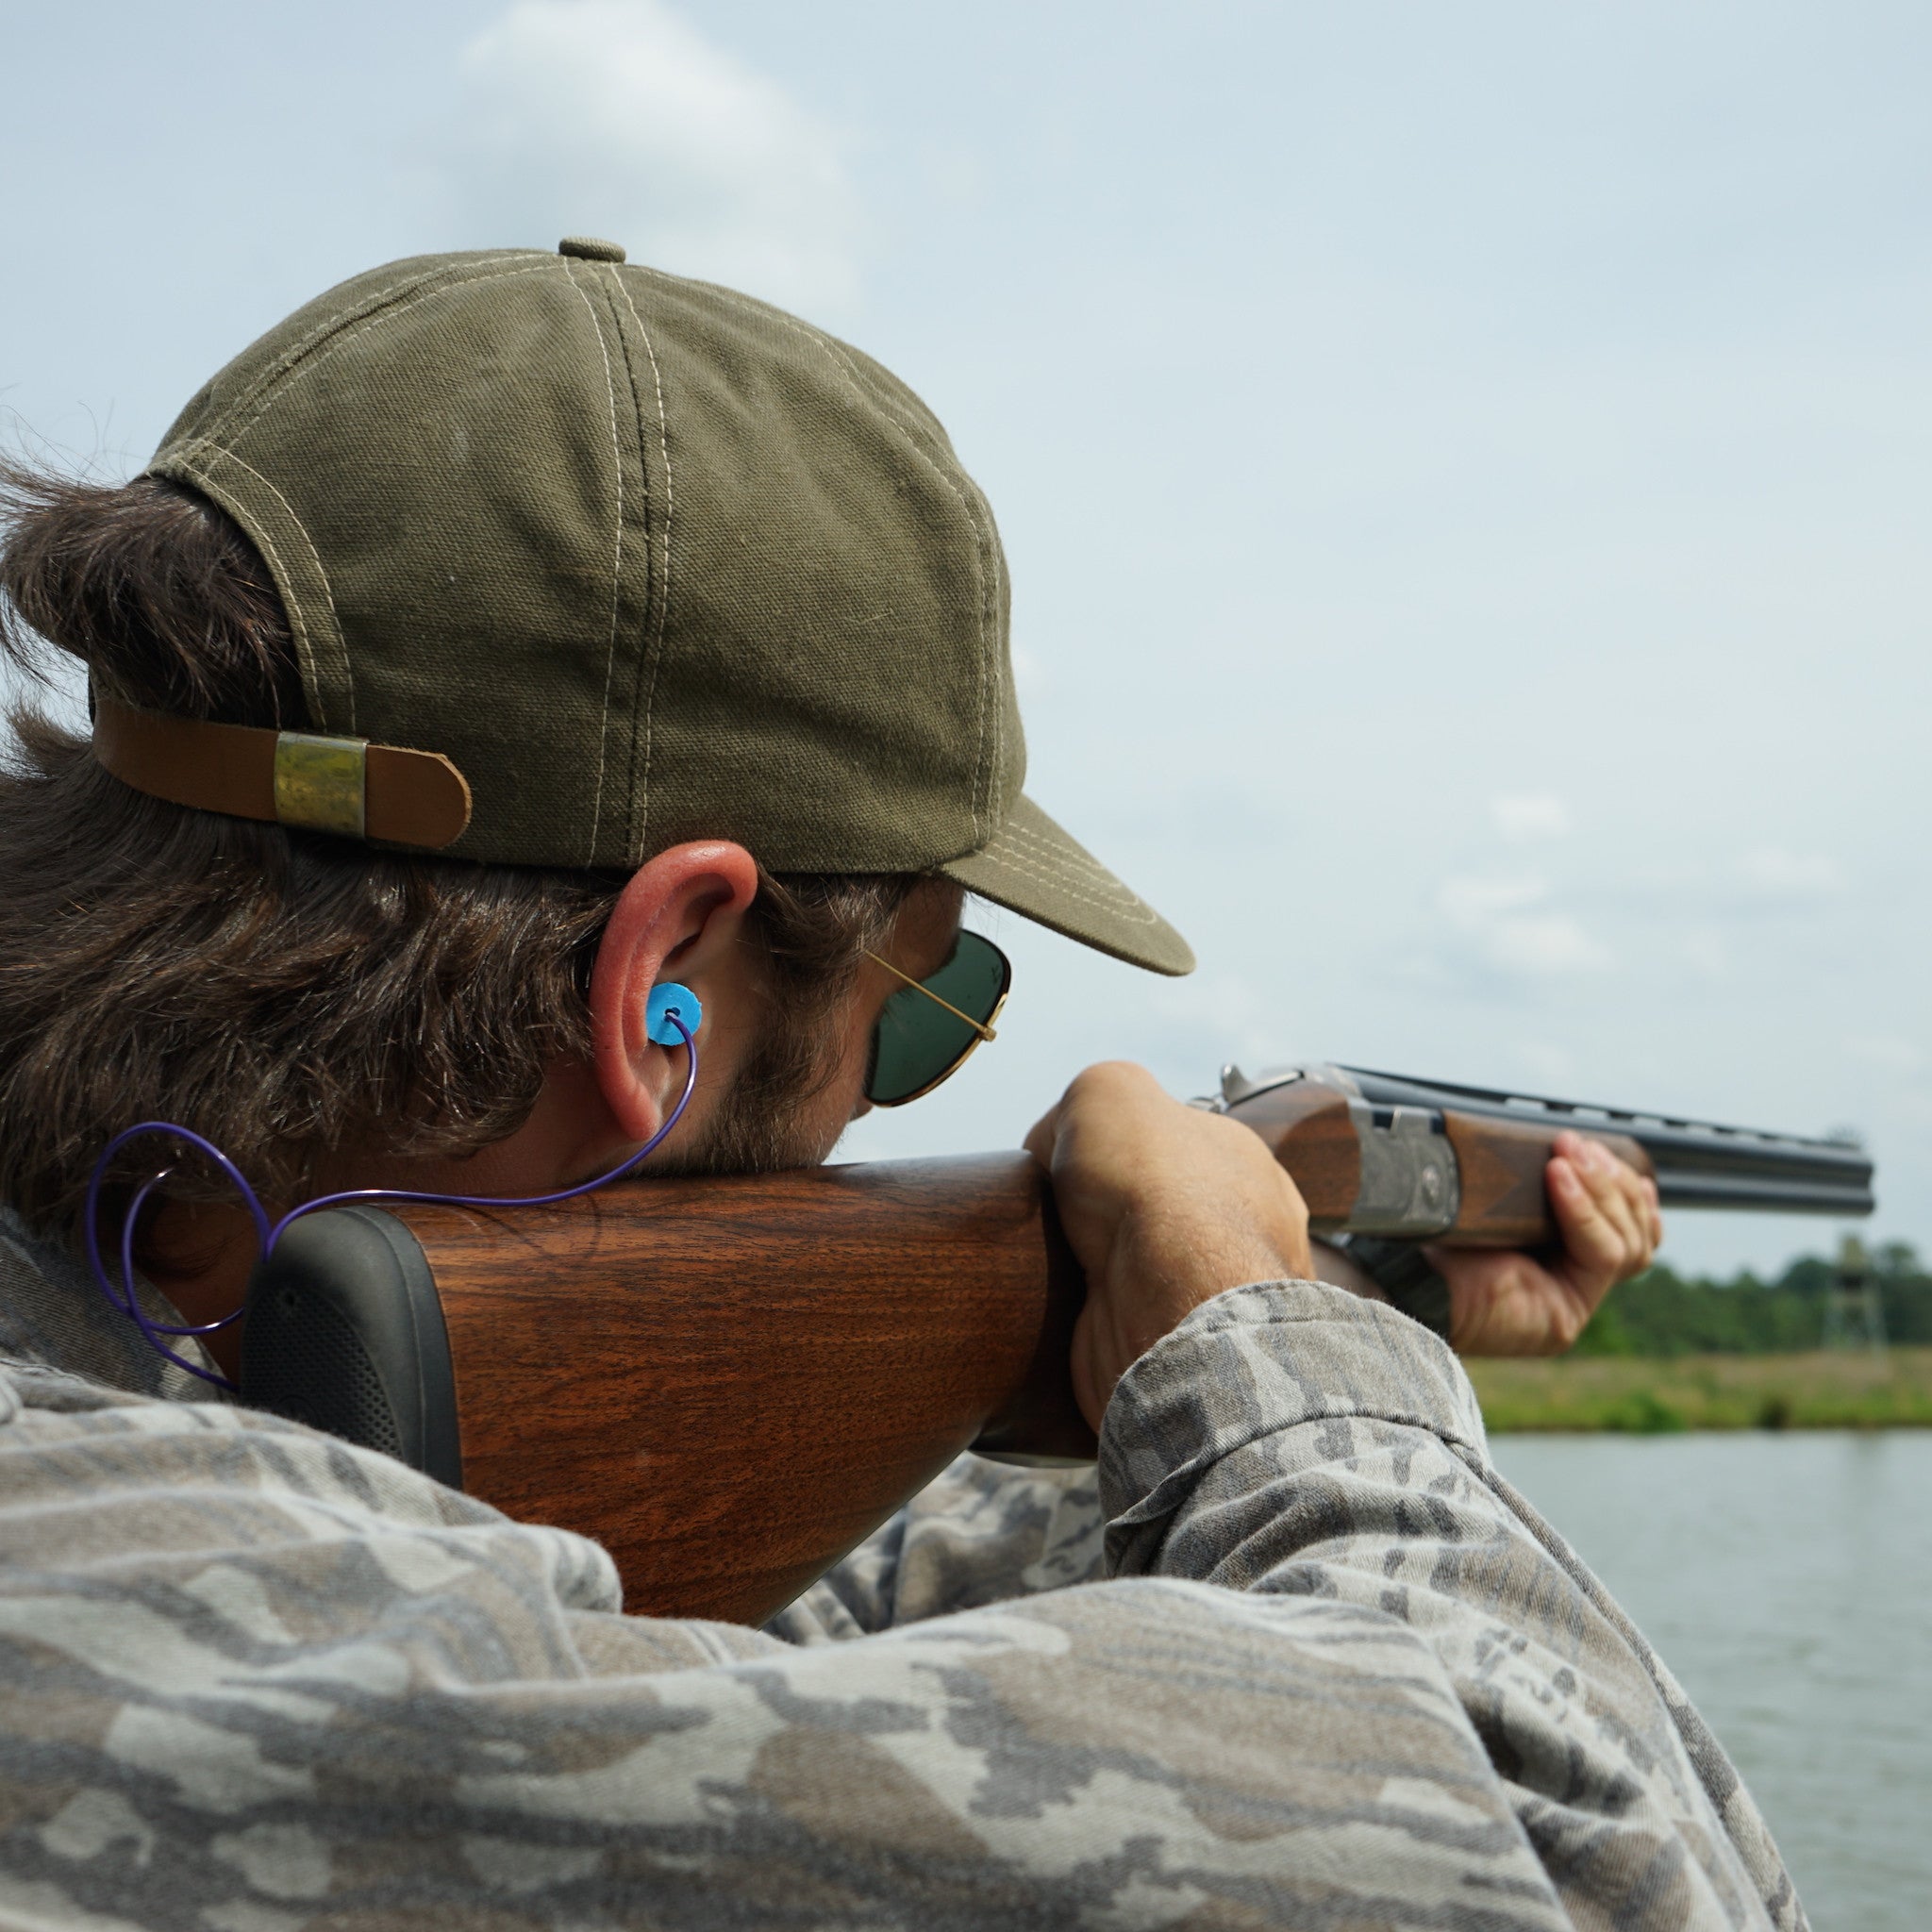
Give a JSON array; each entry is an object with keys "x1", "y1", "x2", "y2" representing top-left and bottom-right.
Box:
[
  {"x1": 1439, "y1": 1116, "x2": 1653, "y2": 1246},
  {"x1": 396, "y1": 1155, "x2": 1091, "y2": 1626},
  {"x1": 385, "y1": 1108, "x2": 1657, "y2": 1625},
  {"x1": 1224, "y1": 1083, "x2": 1360, "y2": 1224}
]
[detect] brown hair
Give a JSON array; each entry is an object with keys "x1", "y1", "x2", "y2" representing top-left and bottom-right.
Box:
[{"x1": 0, "y1": 464, "x2": 918, "y2": 1238}]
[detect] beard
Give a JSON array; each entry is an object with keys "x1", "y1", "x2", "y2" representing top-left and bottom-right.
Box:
[{"x1": 647, "y1": 996, "x2": 848, "y2": 1178}]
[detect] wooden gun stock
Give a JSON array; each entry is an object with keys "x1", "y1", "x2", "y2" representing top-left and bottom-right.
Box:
[
  {"x1": 244, "y1": 1156, "x2": 1089, "y2": 1626},
  {"x1": 241, "y1": 1066, "x2": 1873, "y2": 1625}
]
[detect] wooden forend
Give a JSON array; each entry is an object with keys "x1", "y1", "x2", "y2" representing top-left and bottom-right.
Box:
[
  {"x1": 1439, "y1": 1115, "x2": 1652, "y2": 1246},
  {"x1": 1224, "y1": 1081, "x2": 1361, "y2": 1227}
]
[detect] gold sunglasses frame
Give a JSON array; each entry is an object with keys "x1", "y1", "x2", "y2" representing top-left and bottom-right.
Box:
[{"x1": 861, "y1": 936, "x2": 1011, "y2": 1107}]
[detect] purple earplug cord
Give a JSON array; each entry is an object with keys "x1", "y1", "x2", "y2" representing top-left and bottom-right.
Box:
[{"x1": 85, "y1": 1009, "x2": 699, "y2": 1393}]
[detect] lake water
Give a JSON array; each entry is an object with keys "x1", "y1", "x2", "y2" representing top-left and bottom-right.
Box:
[{"x1": 1491, "y1": 1431, "x2": 1931, "y2": 1932}]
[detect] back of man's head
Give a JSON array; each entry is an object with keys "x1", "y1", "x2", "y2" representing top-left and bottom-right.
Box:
[{"x1": 0, "y1": 242, "x2": 1188, "y2": 1235}]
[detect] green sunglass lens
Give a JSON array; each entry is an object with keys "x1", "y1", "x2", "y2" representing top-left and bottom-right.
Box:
[{"x1": 866, "y1": 931, "x2": 1009, "y2": 1106}]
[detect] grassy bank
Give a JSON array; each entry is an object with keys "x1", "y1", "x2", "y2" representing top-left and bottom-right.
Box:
[{"x1": 1466, "y1": 1347, "x2": 1932, "y2": 1432}]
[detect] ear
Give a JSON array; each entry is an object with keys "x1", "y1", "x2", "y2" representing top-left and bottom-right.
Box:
[{"x1": 589, "y1": 841, "x2": 761, "y2": 1141}]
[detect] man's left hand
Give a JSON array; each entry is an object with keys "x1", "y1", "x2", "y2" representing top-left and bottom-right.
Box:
[{"x1": 1426, "y1": 1130, "x2": 1663, "y2": 1356}]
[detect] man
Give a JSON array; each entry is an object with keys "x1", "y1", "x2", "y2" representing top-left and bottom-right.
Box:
[{"x1": 0, "y1": 242, "x2": 1798, "y2": 1928}]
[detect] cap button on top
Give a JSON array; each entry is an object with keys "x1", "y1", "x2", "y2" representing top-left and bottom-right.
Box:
[{"x1": 558, "y1": 236, "x2": 626, "y2": 262}]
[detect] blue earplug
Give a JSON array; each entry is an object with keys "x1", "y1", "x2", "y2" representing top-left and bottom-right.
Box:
[{"x1": 645, "y1": 981, "x2": 703, "y2": 1047}]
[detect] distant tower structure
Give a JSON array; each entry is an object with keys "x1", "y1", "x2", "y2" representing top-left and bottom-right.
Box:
[{"x1": 1822, "y1": 1234, "x2": 1888, "y2": 1353}]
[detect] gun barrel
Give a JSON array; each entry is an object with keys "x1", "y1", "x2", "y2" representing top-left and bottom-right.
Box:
[
  {"x1": 1339, "y1": 1066, "x2": 1874, "y2": 1218},
  {"x1": 1651, "y1": 1173, "x2": 1876, "y2": 1215}
]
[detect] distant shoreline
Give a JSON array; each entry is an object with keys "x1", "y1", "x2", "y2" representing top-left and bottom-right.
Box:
[{"x1": 1468, "y1": 1346, "x2": 1932, "y2": 1432}]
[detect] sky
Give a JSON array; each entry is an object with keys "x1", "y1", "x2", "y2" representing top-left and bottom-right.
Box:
[{"x1": 3, "y1": 0, "x2": 1927, "y2": 1274}]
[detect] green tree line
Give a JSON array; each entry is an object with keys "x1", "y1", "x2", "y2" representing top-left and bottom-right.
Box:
[{"x1": 1573, "y1": 1241, "x2": 1932, "y2": 1357}]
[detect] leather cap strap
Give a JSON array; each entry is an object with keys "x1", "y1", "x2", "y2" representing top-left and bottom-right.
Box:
[{"x1": 92, "y1": 698, "x2": 473, "y2": 850}]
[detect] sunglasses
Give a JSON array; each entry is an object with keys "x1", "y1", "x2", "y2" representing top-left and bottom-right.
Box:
[{"x1": 863, "y1": 929, "x2": 1012, "y2": 1107}]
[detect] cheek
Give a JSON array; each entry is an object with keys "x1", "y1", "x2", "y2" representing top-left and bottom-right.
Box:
[
  {"x1": 802, "y1": 995, "x2": 880, "y2": 1142},
  {"x1": 833, "y1": 996, "x2": 879, "y2": 1110}
]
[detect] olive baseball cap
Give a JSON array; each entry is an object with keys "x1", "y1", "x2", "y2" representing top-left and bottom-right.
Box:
[{"x1": 139, "y1": 240, "x2": 1193, "y2": 975}]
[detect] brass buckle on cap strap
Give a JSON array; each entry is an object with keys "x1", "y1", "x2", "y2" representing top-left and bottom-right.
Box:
[
  {"x1": 89, "y1": 697, "x2": 473, "y2": 849},
  {"x1": 273, "y1": 733, "x2": 368, "y2": 839}
]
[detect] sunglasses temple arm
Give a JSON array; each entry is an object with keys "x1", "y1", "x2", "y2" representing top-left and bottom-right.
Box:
[{"x1": 861, "y1": 950, "x2": 998, "y2": 1042}]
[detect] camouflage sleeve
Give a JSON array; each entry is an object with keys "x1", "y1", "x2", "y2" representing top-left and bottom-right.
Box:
[
  {"x1": 766, "y1": 1453, "x2": 1106, "y2": 1643},
  {"x1": 1101, "y1": 1278, "x2": 1805, "y2": 1932},
  {"x1": 0, "y1": 1281, "x2": 1801, "y2": 1929}
]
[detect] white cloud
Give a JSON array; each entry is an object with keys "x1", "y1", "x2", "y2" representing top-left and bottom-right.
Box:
[
  {"x1": 1739, "y1": 846, "x2": 1841, "y2": 899},
  {"x1": 1438, "y1": 874, "x2": 1612, "y2": 979},
  {"x1": 1484, "y1": 911, "x2": 1612, "y2": 976},
  {"x1": 442, "y1": 0, "x2": 860, "y2": 314},
  {"x1": 1438, "y1": 874, "x2": 1544, "y2": 924},
  {"x1": 1490, "y1": 792, "x2": 1571, "y2": 842}
]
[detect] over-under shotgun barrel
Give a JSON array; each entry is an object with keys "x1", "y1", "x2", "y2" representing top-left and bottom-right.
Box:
[
  {"x1": 240, "y1": 1067, "x2": 1874, "y2": 1624},
  {"x1": 1214, "y1": 1063, "x2": 1874, "y2": 1245}
]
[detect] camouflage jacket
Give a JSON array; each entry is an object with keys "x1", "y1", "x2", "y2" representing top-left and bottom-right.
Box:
[{"x1": 0, "y1": 1208, "x2": 1802, "y2": 1929}]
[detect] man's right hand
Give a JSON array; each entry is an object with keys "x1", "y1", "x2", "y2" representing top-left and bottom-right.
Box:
[{"x1": 1024, "y1": 1062, "x2": 1313, "y2": 1432}]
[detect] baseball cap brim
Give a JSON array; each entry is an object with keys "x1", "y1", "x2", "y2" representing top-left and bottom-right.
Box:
[{"x1": 938, "y1": 794, "x2": 1195, "y2": 976}]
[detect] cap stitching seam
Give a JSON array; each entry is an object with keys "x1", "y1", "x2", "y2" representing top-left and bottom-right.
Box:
[
  {"x1": 251, "y1": 251, "x2": 538, "y2": 381},
  {"x1": 610, "y1": 269, "x2": 675, "y2": 866},
  {"x1": 588, "y1": 268, "x2": 655, "y2": 868},
  {"x1": 992, "y1": 818, "x2": 1132, "y2": 870},
  {"x1": 561, "y1": 259, "x2": 627, "y2": 867},
  {"x1": 987, "y1": 481, "x2": 1008, "y2": 823},
  {"x1": 165, "y1": 439, "x2": 354, "y2": 734},
  {"x1": 954, "y1": 834, "x2": 1156, "y2": 906},
  {"x1": 632, "y1": 266, "x2": 992, "y2": 847},
  {"x1": 951, "y1": 849, "x2": 1162, "y2": 924},
  {"x1": 995, "y1": 818, "x2": 1100, "y2": 850},
  {"x1": 168, "y1": 252, "x2": 540, "y2": 441},
  {"x1": 965, "y1": 835, "x2": 1159, "y2": 916},
  {"x1": 992, "y1": 877, "x2": 1151, "y2": 918},
  {"x1": 985, "y1": 480, "x2": 1008, "y2": 820},
  {"x1": 815, "y1": 335, "x2": 999, "y2": 843},
  {"x1": 196, "y1": 261, "x2": 559, "y2": 458}
]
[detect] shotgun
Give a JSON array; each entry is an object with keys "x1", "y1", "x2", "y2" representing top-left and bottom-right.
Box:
[{"x1": 239, "y1": 1063, "x2": 1874, "y2": 1624}]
